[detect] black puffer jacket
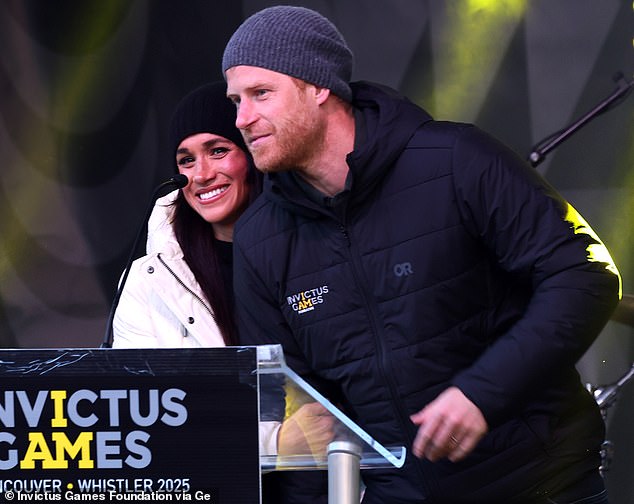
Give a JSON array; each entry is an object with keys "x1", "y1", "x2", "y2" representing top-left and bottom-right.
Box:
[{"x1": 234, "y1": 82, "x2": 620, "y2": 503}]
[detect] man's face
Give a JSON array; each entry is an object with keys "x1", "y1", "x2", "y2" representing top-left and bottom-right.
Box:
[{"x1": 226, "y1": 66, "x2": 326, "y2": 173}]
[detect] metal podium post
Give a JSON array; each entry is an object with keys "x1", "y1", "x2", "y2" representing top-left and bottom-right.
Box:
[{"x1": 328, "y1": 441, "x2": 362, "y2": 504}]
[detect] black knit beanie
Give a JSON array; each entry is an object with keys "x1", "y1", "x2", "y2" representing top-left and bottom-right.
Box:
[
  {"x1": 168, "y1": 81, "x2": 246, "y2": 157},
  {"x1": 222, "y1": 6, "x2": 353, "y2": 102}
]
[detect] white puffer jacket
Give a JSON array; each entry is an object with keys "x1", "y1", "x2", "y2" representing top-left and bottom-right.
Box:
[
  {"x1": 111, "y1": 192, "x2": 280, "y2": 455},
  {"x1": 112, "y1": 190, "x2": 225, "y2": 348}
]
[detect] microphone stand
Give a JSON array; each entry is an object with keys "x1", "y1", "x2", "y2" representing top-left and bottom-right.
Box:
[
  {"x1": 528, "y1": 72, "x2": 633, "y2": 167},
  {"x1": 100, "y1": 174, "x2": 188, "y2": 349},
  {"x1": 593, "y1": 363, "x2": 634, "y2": 410},
  {"x1": 587, "y1": 363, "x2": 634, "y2": 477}
]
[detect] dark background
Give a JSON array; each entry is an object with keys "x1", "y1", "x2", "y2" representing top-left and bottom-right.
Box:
[{"x1": 0, "y1": 1, "x2": 632, "y2": 501}]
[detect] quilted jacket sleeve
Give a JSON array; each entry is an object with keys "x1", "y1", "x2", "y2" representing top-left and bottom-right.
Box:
[{"x1": 450, "y1": 125, "x2": 621, "y2": 425}]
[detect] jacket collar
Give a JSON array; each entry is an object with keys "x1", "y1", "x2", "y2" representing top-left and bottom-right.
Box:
[{"x1": 265, "y1": 81, "x2": 433, "y2": 217}]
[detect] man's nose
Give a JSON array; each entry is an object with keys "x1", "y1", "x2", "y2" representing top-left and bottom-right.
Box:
[{"x1": 235, "y1": 100, "x2": 255, "y2": 130}]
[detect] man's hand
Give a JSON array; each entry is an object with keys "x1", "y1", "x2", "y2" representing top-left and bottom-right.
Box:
[
  {"x1": 410, "y1": 386, "x2": 488, "y2": 462},
  {"x1": 277, "y1": 402, "x2": 336, "y2": 457}
]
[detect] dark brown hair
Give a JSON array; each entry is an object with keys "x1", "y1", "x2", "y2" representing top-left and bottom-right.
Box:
[{"x1": 171, "y1": 161, "x2": 261, "y2": 346}]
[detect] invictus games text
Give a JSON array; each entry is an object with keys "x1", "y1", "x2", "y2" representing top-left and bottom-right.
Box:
[{"x1": 0, "y1": 388, "x2": 188, "y2": 470}]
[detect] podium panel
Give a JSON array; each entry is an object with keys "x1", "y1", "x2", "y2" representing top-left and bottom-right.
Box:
[
  {"x1": 256, "y1": 345, "x2": 406, "y2": 470},
  {"x1": 0, "y1": 348, "x2": 259, "y2": 503},
  {"x1": 0, "y1": 345, "x2": 406, "y2": 504},
  {"x1": 256, "y1": 345, "x2": 407, "y2": 504}
]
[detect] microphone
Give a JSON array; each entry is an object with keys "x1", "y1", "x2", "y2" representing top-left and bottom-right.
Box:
[{"x1": 100, "y1": 174, "x2": 189, "y2": 348}]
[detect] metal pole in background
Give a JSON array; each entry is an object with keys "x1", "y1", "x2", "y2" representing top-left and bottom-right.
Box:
[{"x1": 328, "y1": 441, "x2": 362, "y2": 504}]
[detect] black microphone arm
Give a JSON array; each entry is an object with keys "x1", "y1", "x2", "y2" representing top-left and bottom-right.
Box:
[
  {"x1": 528, "y1": 71, "x2": 634, "y2": 167},
  {"x1": 100, "y1": 174, "x2": 189, "y2": 349}
]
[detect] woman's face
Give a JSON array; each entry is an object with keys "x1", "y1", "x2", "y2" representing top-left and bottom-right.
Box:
[{"x1": 176, "y1": 133, "x2": 250, "y2": 241}]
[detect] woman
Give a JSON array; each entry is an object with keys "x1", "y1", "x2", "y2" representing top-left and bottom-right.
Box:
[
  {"x1": 112, "y1": 81, "x2": 259, "y2": 348},
  {"x1": 112, "y1": 81, "x2": 332, "y2": 503}
]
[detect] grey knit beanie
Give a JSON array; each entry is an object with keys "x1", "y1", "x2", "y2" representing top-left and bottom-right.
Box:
[{"x1": 222, "y1": 5, "x2": 353, "y2": 102}]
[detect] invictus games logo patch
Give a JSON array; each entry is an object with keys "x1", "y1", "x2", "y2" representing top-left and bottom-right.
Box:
[{"x1": 287, "y1": 285, "x2": 329, "y2": 314}]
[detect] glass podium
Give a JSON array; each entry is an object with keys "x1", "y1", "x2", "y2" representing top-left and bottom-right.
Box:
[
  {"x1": 0, "y1": 345, "x2": 404, "y2": 503},
  {"x1": 256, "y1": 344, "x2": 406, "y2": 503}
]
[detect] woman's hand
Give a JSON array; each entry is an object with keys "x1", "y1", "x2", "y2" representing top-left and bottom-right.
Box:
[{"x1": 277, "y1": 402, "x2": 336, "y2": 457}]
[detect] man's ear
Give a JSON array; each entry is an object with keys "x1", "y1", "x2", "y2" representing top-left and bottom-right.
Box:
[{"x1": 314, "y1": 86, "x2": 331, "y2": 105}]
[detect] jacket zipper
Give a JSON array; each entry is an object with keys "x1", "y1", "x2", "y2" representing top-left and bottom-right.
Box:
[
  {"x1": 338, "y1": 222, "x2": 430, "y2": 494},
  {"x1": 156, "y1": 254, "x2": 218, "y2": 324}
]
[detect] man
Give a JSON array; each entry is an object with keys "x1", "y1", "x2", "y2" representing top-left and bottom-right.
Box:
[{"x1": 223, "y1": 6, "x2": 621, "y2": 503}]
